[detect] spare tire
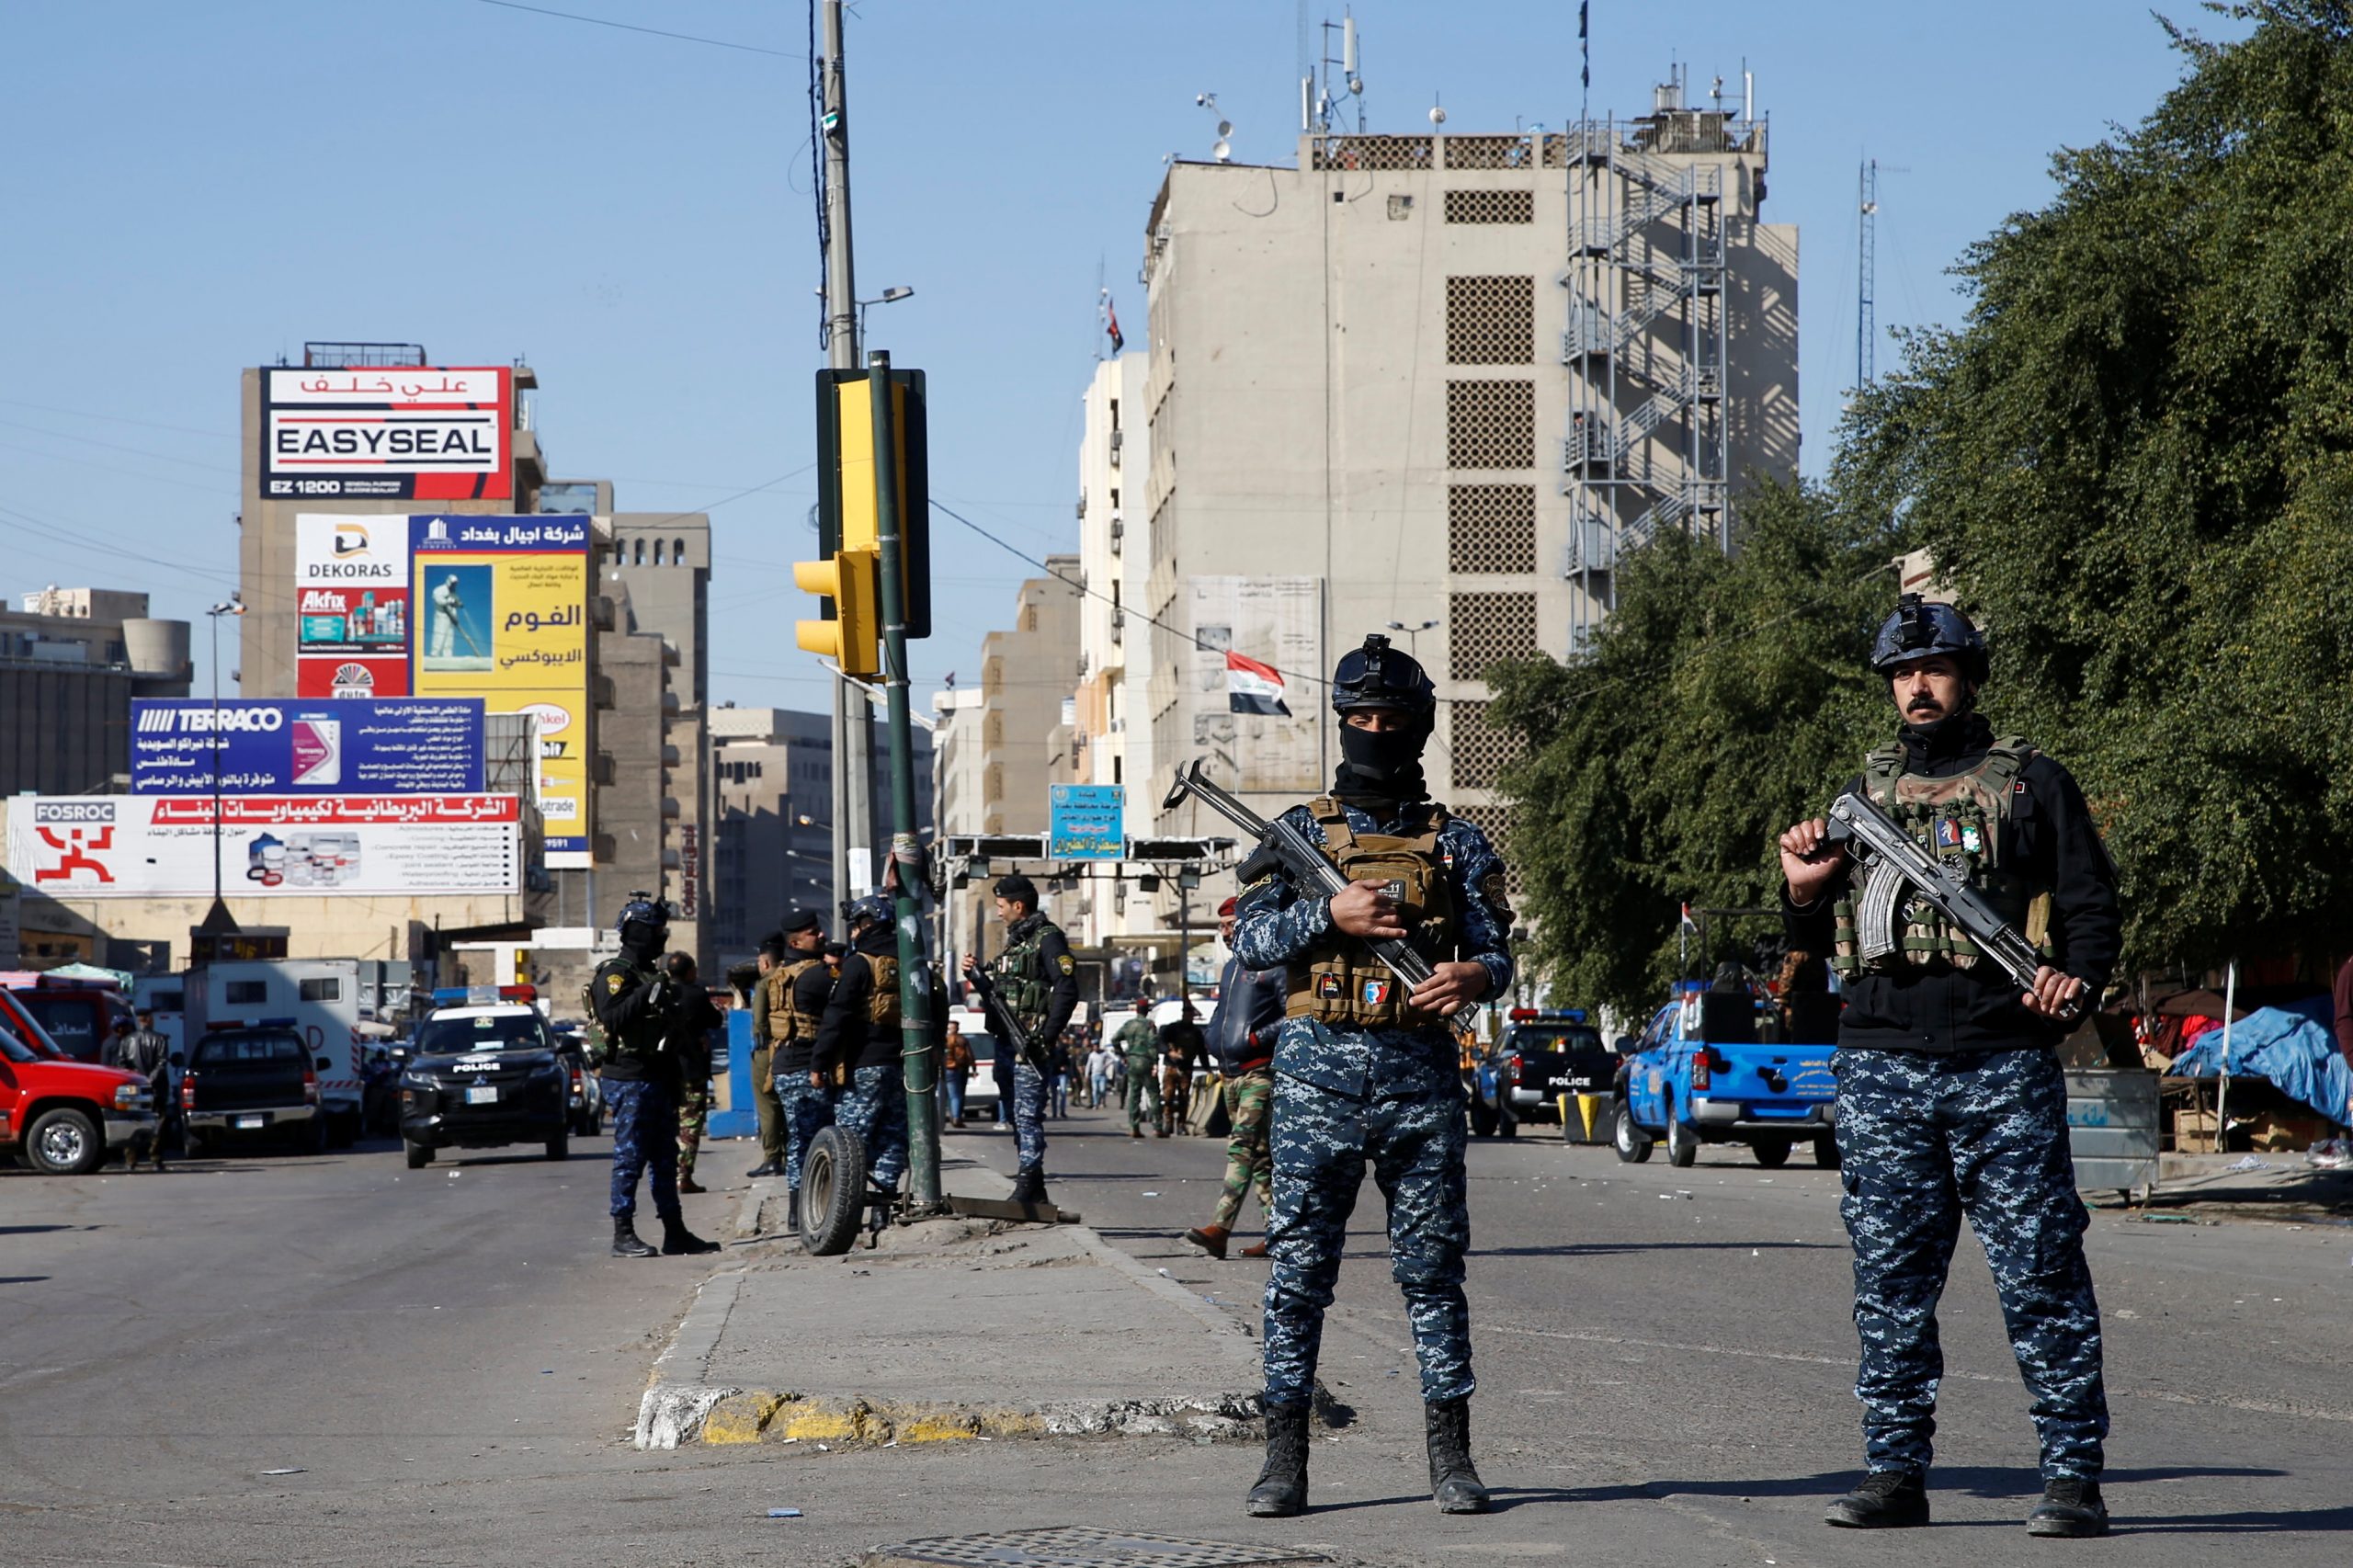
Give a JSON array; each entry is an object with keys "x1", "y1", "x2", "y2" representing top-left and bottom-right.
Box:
[{"x1": 800, "y1": 1123, "x2": 868, "y2": 1256}]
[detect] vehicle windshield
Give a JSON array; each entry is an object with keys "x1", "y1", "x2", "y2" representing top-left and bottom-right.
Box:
[
  {"x1": 195, "y1": 1032, "x2": 305, "y2": 1065},
  {"x1": 415, "y1": 1013, "x2": 549, "y2": 1054},
  {"x1": 0, "y1": 1024, "x2": 49, "y2": 1064},
  {"x1": 1506, "y1": 1024, "x2": 1603, "y2": 1053},
  {"x1": 3, "y1": 1001, "x2": 74, "y2": 1060}
]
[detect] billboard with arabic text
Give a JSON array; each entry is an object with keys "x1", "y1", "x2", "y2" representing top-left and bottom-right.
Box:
[
  {"x1": 131, "y1": 699, "x2": 484, "y2": 795},
  {"x1": 263, "y1": 367, "x2": 512, "y2": 501},
  {"x1": 7, "y1": 795, "x2": 519, "y2": 898}
]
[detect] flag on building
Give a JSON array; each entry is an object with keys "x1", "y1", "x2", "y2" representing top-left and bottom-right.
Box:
[
  {"x1": 1225, "y1": 651, "x2": 1290, "y2": 717},
  {"x1": 1104, "y1": 294, "x2": 1125, "y2": 355}
]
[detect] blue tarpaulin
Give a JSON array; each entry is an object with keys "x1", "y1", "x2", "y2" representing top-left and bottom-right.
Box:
[{"x1": 2167, "y1": 1001, "x2": 2353, "y2": 1126}]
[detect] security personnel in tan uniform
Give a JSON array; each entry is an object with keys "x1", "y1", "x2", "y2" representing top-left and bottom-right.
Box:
[{"x1": 763, "y1": 907, "x2": 836, "y2": 1232}]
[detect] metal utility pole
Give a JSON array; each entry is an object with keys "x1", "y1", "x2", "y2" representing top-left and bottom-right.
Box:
[
  {"x1": 1856, "y1": 157, "x2": 1878, "y2": 392},
  {"x1": 869, "y1": 352, "x2": 941, "y2": 1210},
  {"x1": 821, "y1": 0, "x2": 875, "y2": 925}
]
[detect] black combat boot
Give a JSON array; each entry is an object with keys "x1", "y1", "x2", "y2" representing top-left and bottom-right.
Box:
[
  {"x1": 660, "y1": 1216, "x2": 722, "y2": 1255},
  {"x1": 610, "y1": 1216, "x2": 659, "y2": 1257},
  {"x1": 784, "y1": 1187, "x2": 801, "y2": 1235},
  {"x1": 1010, "y1": 1168, "x2": 1051, "y2": 1208},
  {"x1": 1424, "y1": 1397, "x2": 1492, "y2": 1514},
  {"x1": 1824, "y1": 1470, "x2": 1930, "y2": 1528},
  {"x1": 2026, "y1": 1477, "x2": 2108, "y2": 1538},
  {"x1": 1245, "y1": 1401, "x2": 1311, "y2": 1517}
]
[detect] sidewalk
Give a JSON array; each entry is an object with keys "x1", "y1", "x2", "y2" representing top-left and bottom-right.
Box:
[
  {"x1": 2142, "y1": 1150, "x2": 2353, "y2": 1221},
  {"x1": 632, "y1": 1142, "x2": 1267, "y2": 1451}
]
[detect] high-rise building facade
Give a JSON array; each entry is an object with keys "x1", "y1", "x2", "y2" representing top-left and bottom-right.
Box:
[{"x1": 1137, "y1": 83, "x2": 1797, "y2": 881}]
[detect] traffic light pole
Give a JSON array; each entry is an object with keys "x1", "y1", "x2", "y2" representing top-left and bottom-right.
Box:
[
  {"x1": 867, "y1": 350, "x2": 942, "y2": 1211},
  {"x1": 820, "y1": 0, "x2": 874, "y2": 925}
]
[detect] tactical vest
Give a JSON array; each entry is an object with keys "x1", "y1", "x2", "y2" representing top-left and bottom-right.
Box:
[
  {"x1": 991, "y1": 917, "x2": 1059, "y2": 1037},
  {"x1": 1282, "y1": 796, "x2": 1457, "y2": 1029},
  {"x1": 1832, "y1": 737, "x2": 2051, "y2": 977},
  {"x1": 592, "y1": 955, "x2": 667, "y2": 1053},
  {"x1": 866, "y1": 952, "x2": 901, "y2": 1028},
  {"x1": 763, "y1": 957, "x2": 824, "y2": 1043}
]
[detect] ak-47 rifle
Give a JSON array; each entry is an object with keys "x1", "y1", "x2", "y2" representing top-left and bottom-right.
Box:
[
  {"x1": 1162, "y1": 759, "x2": 1436, "y2": 994},
  {"x1": 1824, "y1": 788, "x2": 2086, "y2": 1023}
]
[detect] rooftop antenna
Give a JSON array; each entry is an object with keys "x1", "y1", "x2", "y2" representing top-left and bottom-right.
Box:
[
  {"x1": 1857, "y1": 156, "x2": 1878, "y2": 392},
  {"x1": 1196, "y1": 91, "x2": 1233, "y2": 162},
  {"x1": 1313, "y1": 10, "x2": 1364, "y2": 133}
]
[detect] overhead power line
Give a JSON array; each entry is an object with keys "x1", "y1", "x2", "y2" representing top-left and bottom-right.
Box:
[{"x1": 469, "y1": 0, "x2": 803, "y2": 58}]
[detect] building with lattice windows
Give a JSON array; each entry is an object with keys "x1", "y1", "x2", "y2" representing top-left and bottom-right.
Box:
[{"x1": 1137, "y1": 76, "x2": 1797, "y2": 884}]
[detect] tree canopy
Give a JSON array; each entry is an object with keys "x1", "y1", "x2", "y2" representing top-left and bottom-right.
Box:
[{"x1": 1497, "y1": 3, "x2": 2353, "y2": 1011}]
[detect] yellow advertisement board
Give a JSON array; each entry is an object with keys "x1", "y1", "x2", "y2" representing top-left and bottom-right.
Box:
[{"x1": 409, "y1": 516, "x2": 591, "y2": 866}]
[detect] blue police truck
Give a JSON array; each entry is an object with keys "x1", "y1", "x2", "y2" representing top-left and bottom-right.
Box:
[{"x1": 1611, "y1": 983, "x2": 1841, "y2": 1169}]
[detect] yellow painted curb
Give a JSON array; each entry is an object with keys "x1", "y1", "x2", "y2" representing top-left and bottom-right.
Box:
[{"x1": 701, "y1": 1392, "x2": 785, "y2": 1446}]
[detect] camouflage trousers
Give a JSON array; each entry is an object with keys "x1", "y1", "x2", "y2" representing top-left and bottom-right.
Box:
[
  {"x1": 1009, "y1": 1062, "x2": 1048, "y2": 1174},
  {"x1": 1836, "y1": 1046, "x2": 2109, "y2": 1480},
  {"x1": 836, "y1": 1062, "x2": 910, "y2": 1189},
  {"x1": 1122, "y1": 1059, "x2": 1159, "y2": 1131},
  {"x1": 1210, "y1": 1067, "x2": 1275, "y2": 1232},
  {"x1": 604, "y1": 1078, "x2": 680, "y2": 1222},
  {"x1": 774, "y1": 1070, "x2": 835, "y2": 1191},
  {"x1": 676, "y1": 1080, "x2": 710, "y2": 1179},
  {"x1": 1262, "y1": 1074, "x2": 1472, "y2": 1407}
]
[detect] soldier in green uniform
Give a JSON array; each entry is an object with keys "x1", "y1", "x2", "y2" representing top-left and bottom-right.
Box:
[
  {"x1": 961, "y1": 875, "x2": 1077, "y2": 1206},
  {"x1": 745, "y1": 931, "x2": 788, "y2": 1176},
  {"x1": 1114, "y1": 1007, "x2": 1160, "y2": 1139}
]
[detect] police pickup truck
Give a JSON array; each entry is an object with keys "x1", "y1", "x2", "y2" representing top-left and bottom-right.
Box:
[
  {"x1": 1468, "y1": 1008, "x2": 1613, "y2": 1138},
  {"x1": 1613, "y1": 984, "x2": 1840, "y2": 1168}
]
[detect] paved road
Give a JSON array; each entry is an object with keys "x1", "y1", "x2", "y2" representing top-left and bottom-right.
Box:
[{"x1": 6, "y1": 1104, "x2": 2349, "y2": 1566}]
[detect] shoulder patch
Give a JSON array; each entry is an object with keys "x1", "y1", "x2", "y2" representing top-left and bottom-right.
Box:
[
  {"x1": 605, "y1": 973, "x2": 624, "y2": 994},
  {"x1": 1057, "y1": 953, "x2": 1075, "y2": 975},
  {"x1": 1481, "y1": 870, "x2": 1516, "y2": 921}
]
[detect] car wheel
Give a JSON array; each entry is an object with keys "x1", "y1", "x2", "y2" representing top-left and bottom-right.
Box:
[
  {"x1": 1611, "y1": 1100, "x2": 1654, "y2": 1165},
  {"x1": 1665, "y1": 1108, "x2": 1700, "y2": 1168},
  {"x1": 404, "y1": 1137, "x2": 433, "y2": 1169},
  {"x1": 1813, "y1": 1132, "x2": 1841, "y2": 1170},
  {"x1": 26, "y1": 1108, "x2": 104, "y2": 1176},
  {"x1": 545, "y1": 1131, "x2": 569, "y2": 1161},
  {"x1": 800, "y1": 1123, "x2": 867, "y2": 1256},
  {"x1": 1498, "y1": 1108, "x2": 1518, "y2": 1139},
  {"x1": 184, "y1": 1129, "x2": 210, "y2": 1160},
  {"x1": 1469, "y1": 1100, "x2": 1498, "y2": 1138},
  {"x1": 1752, "y1": 1136, "x2": 1793, "y2": 1169}
]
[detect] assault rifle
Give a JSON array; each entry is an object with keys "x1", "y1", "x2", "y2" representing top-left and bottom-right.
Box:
[
  {"x1": 964, "y1": 962, "x2": 1051, "y2": 1076},
  {"x1": 1824, "y1": 789, "x2": 2086, "y2": 1023},
  {"x1": 1162, "y1": 760, "x2": 1436, "y2": 994}
]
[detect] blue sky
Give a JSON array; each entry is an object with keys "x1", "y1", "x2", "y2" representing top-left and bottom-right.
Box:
[{"x1": 2, "y1": 1, "x2": 2235, "y2": 710}]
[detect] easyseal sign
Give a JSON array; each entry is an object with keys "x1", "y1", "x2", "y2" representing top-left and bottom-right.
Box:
[{"x1": 263, "y1": 368, "x2": 512, "y2": 502}]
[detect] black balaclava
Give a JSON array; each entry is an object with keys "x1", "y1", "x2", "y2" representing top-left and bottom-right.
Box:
[
  {"x1": 1897, "y1": 685, "x2": 1992, "y2": 770},
  {"x1": 1333, "y1": 714, "x2": 1432, "y2": 803},
  {"x1": 621, "y1": 920, "x2": 667, "y2": 963}
]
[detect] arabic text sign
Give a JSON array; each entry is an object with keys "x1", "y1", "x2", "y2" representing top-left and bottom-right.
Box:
[
  {"x1": 263, "y1": 368, "x2": 512, "y2": 501},
  {"x1": 8, "y1": 795, "x2": 520, "y2": 898},
  {"x1": 131, "y1": 699, "x2": 485, "y2": 795},
  {"x1": 296, "y1": 514, "x2": 414, "y2": 697},
  {"x1": 411, "y1": 515, "x2": 590, "y2": 864},
  {"x1": 1049, "y1": 784, "x2": 1127, "y2": 861}
]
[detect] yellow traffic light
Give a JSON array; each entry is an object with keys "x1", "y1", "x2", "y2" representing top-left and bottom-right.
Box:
[{"x1": 794, "y1": 546, "x2": 880, "y2": 676}]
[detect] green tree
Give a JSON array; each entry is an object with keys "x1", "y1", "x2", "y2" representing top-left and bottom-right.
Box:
[
  {"x1": 1488, "y1": 482, "x2": 1899, "y2": 1015},
  {"x1": 1838, "y1": 0, "x2": 2353, "y2": 973}
]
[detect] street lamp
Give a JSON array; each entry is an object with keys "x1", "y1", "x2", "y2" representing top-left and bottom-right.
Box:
[
  {"x1": 205, "y1": 598, "x2": 244, "y2": 914},
  {"x1": 857, "y1": 285, "x2": 914, "y2": 343},
  {"x1": 1385, "y1": 618, "x2": 1440, "y2": 660}
]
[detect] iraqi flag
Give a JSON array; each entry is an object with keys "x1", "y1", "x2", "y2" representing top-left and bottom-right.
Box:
[{"x1": 1226, "y1": 651, "x2": 1290, "y2": 717}]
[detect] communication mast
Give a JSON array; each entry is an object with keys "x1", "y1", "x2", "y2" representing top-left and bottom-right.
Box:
[{"x1": 1857, "y1": 157, "x2": 1878, "y2": 391}]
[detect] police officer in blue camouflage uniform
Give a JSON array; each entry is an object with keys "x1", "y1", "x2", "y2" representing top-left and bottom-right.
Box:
[
  {"x1": 961, "y1": 875, "x2": 1076, "y2": 1208},
  {"x1": 767, "y1": 908, "x2": 838, "y2": 1233},
  {"x1": 590, "y1": 894, "x2": 722, "y2": 1259},
  {"x1": 1781, "y1": 597, "x2": 2120, "y2": 1539},
  {"x1": 1231, "y1": 633, "x2": 1513, "y2": 1519},
  {"x1": 814, "y1": 893, "x2": 911, "y2": 1195}
]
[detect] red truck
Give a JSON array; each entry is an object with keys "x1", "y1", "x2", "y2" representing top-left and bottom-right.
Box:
[{"x1": 0, "y1": 1017, "x2": 156, "y2": 1174}]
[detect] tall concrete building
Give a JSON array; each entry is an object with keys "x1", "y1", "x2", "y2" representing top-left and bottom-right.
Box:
[
  {"x1": 1068, "y1": 354, "x2": 1161, "y2": 951},
  {"x1": 1136, "y1": 82, "x2": 1797, "y2": 881},
  {"x1": 0, "y1": 588, "x2": 190, "y2": 796},
  {"x1": 930, "y1": 562, "x2": 1081, "y2": 969}
]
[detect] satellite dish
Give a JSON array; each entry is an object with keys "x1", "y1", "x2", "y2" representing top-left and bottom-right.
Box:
[
  {"x1": 1212, "y1": 138, "x2": 1233, "y2": 163},
  {"x1": 1217, "y1": 119, "x2": 1233, "y2": 138},
  {"x1": 1428, "y1": 103, "x2": 1447, "y2": 127}
]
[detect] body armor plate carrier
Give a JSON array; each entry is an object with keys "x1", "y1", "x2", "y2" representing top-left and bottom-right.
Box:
[{"x1": 1282, "y1": 796, "x2": 1457, "y2": 1029}]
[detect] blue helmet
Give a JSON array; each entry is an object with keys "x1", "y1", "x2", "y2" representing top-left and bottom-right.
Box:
[
  {"x1": 845, "y1": 892, "x2": 893, "y2": 932},
  {"x1": 615, "y1": 892, "x2": 672, "y2": 949},
  {"x1": 1870, "y1": 594, "x2": 1987, "y2": 683},
  {"x1": 1331, "y1": 633, "x2": 1436, "y2": 716}
]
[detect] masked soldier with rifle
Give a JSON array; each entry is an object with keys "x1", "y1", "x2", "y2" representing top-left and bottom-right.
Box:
[
  {"x1": 1780, "y1": 596, "x2": 2120, "y2": 1539},
  {"x1": 591, "y1": 894, "x2": 722, "y2": 1259},
  {"x1": 1200, "y1": 633, "x2": 1513, "y2": 1520},
  {"x1": 961, "y1": 874, "x2": 1076, "y2": 1208}
]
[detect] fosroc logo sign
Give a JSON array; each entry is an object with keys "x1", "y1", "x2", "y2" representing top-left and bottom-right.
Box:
[{"x1": 33, "y1": 801, "x2": 116, "y2": 824}]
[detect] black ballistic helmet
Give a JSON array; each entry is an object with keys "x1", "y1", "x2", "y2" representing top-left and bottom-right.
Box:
[
  {"x1": 846, "y1": 892, "x2": 893, "y2": 931},
  {"x1": 1870, "y1": 594, "x2": 1988, "y2": 683},
  {"x1": 1331, "y1": 633, "x2": 1436, "y2": 716},
  {"x1": 615, "y1": 892, "x2": 672, "y2": 949}
]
